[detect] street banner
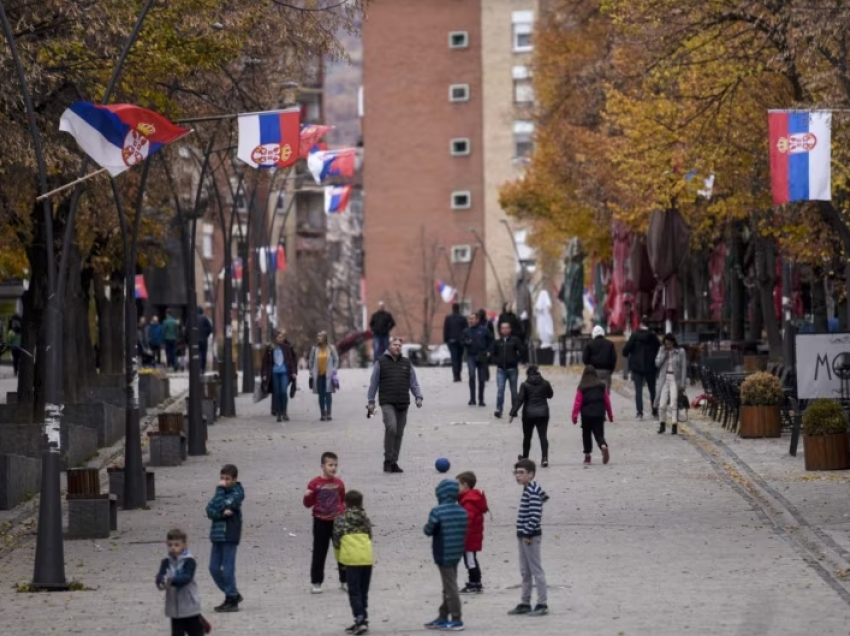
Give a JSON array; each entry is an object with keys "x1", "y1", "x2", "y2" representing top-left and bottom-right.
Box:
[
  {"x1": 237, "y1": 107, "x2": 301, "y2": 169},
  {"x1": 768, "y1": 110, "x2": 831, "y2": 205},
  {"x1": 795, "y1": 333, "x2": 850, "y2": 399}
]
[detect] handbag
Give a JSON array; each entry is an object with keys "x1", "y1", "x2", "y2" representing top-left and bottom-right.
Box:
[
  {"x1": 289, "y1": 379, "x2": 297, "y2": 398},
  {"x1": 332, "y1": 370, "x2": 340, "y2": 390},
  {"x1": 309, "y1": 376, "x2": 314, "y2": 391},
  {"x1": 252, "y1": 382, "x2": 268, "y2": 404},
  {"x1": 677, "y1": 389, "x2": 689, "y2": 423}
]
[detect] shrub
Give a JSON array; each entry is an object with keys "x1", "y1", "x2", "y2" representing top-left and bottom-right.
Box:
[
  {"x1": 802, "y1": 399, "x2": 849, "y2": 436},
  {"x1": 740, "y1": 372, "x2": 783, "y2": 406}
]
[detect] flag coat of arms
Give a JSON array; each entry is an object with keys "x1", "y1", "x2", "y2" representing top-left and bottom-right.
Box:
[
  {"x1": 300, "y1": 124, "x2": 333, "y2": 159},
  {"x1": 325, "y1": 185, "x2": 353, "y2": 214},
  {"x1": 768, "y1": 110, "x2": 832, "y2": 205},
  {"x1": 307, "y1": 148, "x2": 357, "y2": 184},
  {"x1": 237, "y1": 107, "x2": 301, "y2": 169},
  {"x1": 59, "y1": 102, "x2": 189, "y2": 176}
]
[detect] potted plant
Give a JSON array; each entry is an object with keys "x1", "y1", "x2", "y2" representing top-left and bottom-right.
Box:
[
  {"x1": 803, "y1": 399, "x2": 850, "y2": 471},
  {"x1": 738, "y1": 372, "x2": 783, "y2": 438}
]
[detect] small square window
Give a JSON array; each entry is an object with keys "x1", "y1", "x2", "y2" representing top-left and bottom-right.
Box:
[
  {"x1": 451, "y1": 191, "x2": 472, "y2": 210},
  {"x1": 450, "y1": 138, "x2": 471, "y2": 156},
  {"x1": 449, "y1": 31, "x2": 469, "y2": 49},
  {"x1": 512, "y1": 13, "x2": 533, "y2": 53},
  {"x1": 449, "y1": 84, "x2": 470, "y2": 102},
  {"x1": 514, "y1": 120, "x2": 535, "y2": 159},
  {"x1": 451, "y1": 245, "x2": 472, "y2": 263}
]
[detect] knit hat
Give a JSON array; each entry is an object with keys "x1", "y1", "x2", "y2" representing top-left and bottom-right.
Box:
[{"x1": 592, "y1": 325, "x2": 605, "y2": 338}]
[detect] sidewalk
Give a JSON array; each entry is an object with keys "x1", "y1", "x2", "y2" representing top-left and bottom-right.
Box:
[{"x1": 0, "y1": 368, "x2": 849, "y2": 635}]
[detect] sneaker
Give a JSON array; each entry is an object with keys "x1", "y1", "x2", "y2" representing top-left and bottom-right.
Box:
[
  {"x1": 425, "y1": 618, "x2": 447, "y2": 630},
  {"x1": 468, "y1": 400, "x2": 476, "y2": 406},
  {"x1": 494, "y1": 410, "x2": 502, "y2": 418},
  {"x1": 214, "y1": 599, "x2": 238, "y2": 612},
  {"x1": 507, "y1": 604, "x2": 533, "y2": 615},
  {"x1": 383, "y1": 462, "x2": 391, "y2": 473},
  {"x1": 636, "y1": 412, "x2": 643, "y2": 420},
  {"x1": 439, "y1": 621, "x2": 465, "y2": 631},
  {"x1": 478, "y1": 401, "x2": 486, "y2": 407},
  {"x1": 390, "y1": 463, "x2": 404, "y2": 473},
  {"x1": 528, "y1": 604, "x2": 549, "y2": 616},
  {"x1": 354, "y1": 621, "x2": 369, "y2": 635},
  {"x1": 541, "y1": 458, "x2": 549, "y2": 468},
  {"x1": 583, "y1": 455, "x2": 591, "y2": 465},
  {"x1": 459, "y1": 584, "x2": 483, "y2": 594},
  {"x1": 601, "y1": 445, "x2": 610, "y2": 465},
  {"x1": 311, "y1": 584, "x2": 323, "y2": 594},
  {"x1": 276, "y1": 414, "x2": 282, "y2": 423},
  {"x1": 282, "y1": 413, "x2": 289, "y2": 422},
  {"x1": 345, "y1": 624, "x2": 358, "y2": 634},
  {"x1": 340, "y1": 582, "x2": 348, "y2": 592},
  {"x1": 234, "y1": 592, "x2": 244, "y2": 604}
]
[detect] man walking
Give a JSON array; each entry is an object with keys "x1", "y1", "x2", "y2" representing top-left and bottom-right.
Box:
[
  {"x1": 443, "y1": 303, "x2": 467, "y2": 383},
  {"x1": 493, "y1": 322, "x2": 522, "y2": 418},
  {"x1": 197, "y1": 307, "x2": 214, "y2": 374},
  {"x1": 369, "y1": 301, "x2": 396, "y2": 361},
  {"x1": 582, "y1": 325, "x2": 617, "y2": 391},
  {"x1": 622, "y1": 317, "x2": 660, "y2": 420},
  {"x1": 463, "y1": 313, "x2": 494, "y2": 408},
  {"x1": 163, "y1": 310, "x2": 180, "y2": 371},
  {"x1": 367, "y1": 337, "x2": 423, "y2": 474}
]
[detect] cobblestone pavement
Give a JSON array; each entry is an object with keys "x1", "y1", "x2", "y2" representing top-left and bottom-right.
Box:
[{"x1": 2, "y1": 367, "x2": 850, "y2": 635}]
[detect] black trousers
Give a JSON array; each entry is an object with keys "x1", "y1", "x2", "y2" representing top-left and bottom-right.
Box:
[
  {"x1": 171, "y1": 615, "x2": 205, "y2": 636},
  {"x1": 521, "y1": 417, "x2": 549, "y2": 459},
  {"x1": 346, "y1": 565, "x2": 372, "y2": 621},
  {"x1": 448, "y1": 341, "x2": 464, "y2": 381},
  {"x1": 463, "y1": 551, "x2": 482, "y2": 585},
  {"x1": 582, "y1": 416, "x2": 607, "y2": 454},
  {"x1": 311, "y1": 518, "x2": 346, "y2": 585},
  {"x1": 467, "y1": 359, "x2": 487, "y2": 403}
]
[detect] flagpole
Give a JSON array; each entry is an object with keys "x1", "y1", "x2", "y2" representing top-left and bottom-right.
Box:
[
  {"x1": 175, "y1": 106, "x2": 298, "y2": 125},
  {"x1": 35, "y1": 168, "x2": 109, "y2": 201}
]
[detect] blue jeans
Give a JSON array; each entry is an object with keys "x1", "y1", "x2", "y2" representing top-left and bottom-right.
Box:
[
  {"x1": 496, "y1": 367, "x2": 519, "y2": 413},
  {"x1": 632, "y1": 370, "x2": 657, "y2": 416},
  {"x1": 165, "y1": 340, "x2": 177, "y2": 370},
  {"x1": 272, "y1": 372, "x2": 289, "y2": 415},
  {"x1": 317, "y1": 375, "x2": 332, "y2": 413},
  {"x1": 209, "y1": 542, "x2": 239, "y2": 599},
  {"x1": 373, "y1": 335, "x2": 389, "y2": 360}
]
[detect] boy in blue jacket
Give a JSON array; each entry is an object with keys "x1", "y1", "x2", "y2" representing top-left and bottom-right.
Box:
[
  {"x1": 206, "y1": 463, "x2": 244, "y2": 613},
  {"x1": 423, "y1": 479, "x2": 469, "y2": 632}
]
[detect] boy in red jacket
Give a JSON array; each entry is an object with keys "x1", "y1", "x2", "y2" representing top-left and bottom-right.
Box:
[
  {"x1": 457, "y1": 470, "x2": 489, "y2": 594},
  {"x1": 303, "y1": 451, "x2": 346, "y2": 594}
]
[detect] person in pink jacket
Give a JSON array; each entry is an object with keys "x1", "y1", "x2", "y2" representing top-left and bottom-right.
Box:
[{"x1": 571, "y1": 365, "x2": 614, "y2": 465}]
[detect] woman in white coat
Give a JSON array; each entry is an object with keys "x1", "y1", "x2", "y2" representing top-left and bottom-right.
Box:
[
  {"x1": 308, "y1": 330, "x2": 339, "y2": 421},
  {"x1": 654, "y1": 333, "x2": 687, "y2": 435}
]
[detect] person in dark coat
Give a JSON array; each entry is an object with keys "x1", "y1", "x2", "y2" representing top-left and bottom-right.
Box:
[
  {"x1": 260, "y1": 330, "x2": 297, "y2": 421},
  {"x1": 369, "y1": 302, "x2": 396, "y2": 361},
  {"x1": 499, "y1": 302, "x2": 527, "y2": 365},
  {"x1": 571, "y1": 365, "x2": 614, "y2": 465},
  {"x1": 582, "y1": 325, "x2": 617, "y2": 391},
  {"x1": 622, "y1": 317, "x2": 660, "y2": 420},
  {"x1": 509, "y1": 365, "x2": 554, "y2": 467},
  {"x1": 443, "y1": 303, "x2": 468, "y2": 383},
  {"x1": 493, "y1": 321, "x2": 523, "y2": 418},
  {"x1": 463, "y1": 313, "x2": 494, "y2": 407},
  {"x1": 197, "y1": 308, "x2": 214, "y2": 375}
]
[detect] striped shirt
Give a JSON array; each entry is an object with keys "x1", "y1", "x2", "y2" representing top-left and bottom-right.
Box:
[{"x1": 516, "y1": 481, "x2": 546, "y2": 538}]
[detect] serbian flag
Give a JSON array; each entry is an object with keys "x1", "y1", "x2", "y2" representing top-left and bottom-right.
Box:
[
  {"x1": 300, "y1": 124, "x2": 333, "y2": 158},
  {"x1": 307, "y1": 148, "x2": 357, "y2": 184},
  {"x1": 59, "y1": 103, "x2": 189, "y2": 176},
  {"x1": 237, "y1": 107, "x2": 301, "y2": 169},
  {"x1": 325, "y1": 185, "x2": 353, "y2": 214},
  {"x1": 768, "y1": 110, "x2": 832, "y2": 205},
  {"x1": 435, "y1": 280, "x2": 456, "y2": 304},
  {"x1": 134, "y1": 275, "x2": 148, "y2": 300}
]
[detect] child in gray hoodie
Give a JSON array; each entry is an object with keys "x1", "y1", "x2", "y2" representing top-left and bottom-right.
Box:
[{"x1": 156, "y1": 528, "x2": 208, "y2": 636}]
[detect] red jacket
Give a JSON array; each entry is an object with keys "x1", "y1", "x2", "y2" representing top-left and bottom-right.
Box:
[
  {"x1": 303, "y1": 476, "x2": 345, "y2": 521},
  {"x1": 458, "y1": 489, "x2": 489, "y2": 552}
]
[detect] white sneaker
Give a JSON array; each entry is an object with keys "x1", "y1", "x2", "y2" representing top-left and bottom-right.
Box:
[
  {"x1": 340, "y1": 582, "x2": 348, "y2": 592},
  {"x1": 311, "y1": 584, "x2": 322, "y2": 594}
]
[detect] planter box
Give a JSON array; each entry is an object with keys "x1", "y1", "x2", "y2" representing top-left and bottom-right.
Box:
[
  {"x1": 738, "y1": 405, "x2": 782, "y2": 438},
  {"x1": 0, "y1": 423, "x2": 98, "y2": 470},
  {"x1": 108, "y1": 469, "x2": 153, "y2": 508},
  {"x1": 805, "y1": 433, "x2": 850, "y2": 471},
  {"x1": 64, "y1": 402, "x2": 124, "y2": 447},
  {"x1": 0, "y1": 453, "x2": 41, "y2": 510}
]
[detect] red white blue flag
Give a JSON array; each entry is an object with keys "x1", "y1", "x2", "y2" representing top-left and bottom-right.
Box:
[
  {"x1": 435, "y1": 280, "x2": 456, "y2": 304},
  {"x1": 59, "y1": 102, "x2": 189, "y2": 176},
  {"x1": 237, "y1": 107, "x2": 301, "y2": 169},
  {"x1": 768, "y1": 110, "x2": 831, "y2": 205},
  {"x1": 307, "y1": 148, "x2": 357, "y2": 184},
  {"x1": 325, "y1": 185, "x2": 353, "y2": 214},
  {"x1": 300, "y1": 124, "x2": 333, "y2": 159},
  {"x1": 134, "y1": 275, "x2": 148, "y2": 300}
]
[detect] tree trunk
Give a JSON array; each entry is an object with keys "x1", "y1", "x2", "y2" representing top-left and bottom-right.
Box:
[
  {"x1": 61, "y1": 243, "x2": 94, "y2": 403},
  {"x1": 94, "y1": 272, "x2": 125, "y2": 374},
  {"x1": 754, "y1": 237, "x2": 782, "y2": 360},
  {"x1": 812, "y1": 266, "x2": 829, "y2": 332},
  {"x1": 729, "y1": 227, "x2": 746, "y2": 342}
]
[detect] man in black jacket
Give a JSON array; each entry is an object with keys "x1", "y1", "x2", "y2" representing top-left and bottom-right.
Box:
[
  {"x1": 622, "y1": 317, "x2": 661, "y2": 419},
  {"x1": 463, "y1": 314, "x2": 494, "y2": 407},
  {"x1": 493, "y1": 322, "x2": 522, "y2": 418},
  {"x1": 498, "y1": 302, "x2": 525, "y2": 364},
  {"x1": 369, "y1": 302, "x2": 396, "y2": 361},
  {"x1": 443, "y1": 303, "x2": 468, "y2": 383},
  {"x1": 582, "y1": 325, "x2": 617, "y2": 391},
  {"x1": 197, "y1": 307, "x2": 214, "y2": 374}
]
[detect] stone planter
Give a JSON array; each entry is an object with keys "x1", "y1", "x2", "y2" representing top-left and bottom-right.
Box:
[
  {"x1": 804, "y1": 433, "x2": 850, "y2": 471},
  {"x1": 108, "y1": 468, "x2": 153, "y2": 507},
  {"x1": 738, "y1": 405, "x2": 782, "y2": 438}
]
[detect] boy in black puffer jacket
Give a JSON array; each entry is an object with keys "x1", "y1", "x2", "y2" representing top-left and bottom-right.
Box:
[{"x1": 509, "y1": 365, "x2": 554, "y2": 467}]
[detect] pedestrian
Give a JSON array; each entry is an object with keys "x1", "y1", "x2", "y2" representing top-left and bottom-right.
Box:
[
  {"x1": 423, "y1": 479, "x2": 469, "y2": 632},
  {"x1": 507, "y1": 458, "x2": 549, "y2": 617},
  {"x1": 369, "y1": 301, "x2": 396, "y2": 361},
  {"x1": 7, "y1": 314, "x2": 22, "y2": 376},
  {"x1": 205, "y1": 463, "x2": 244, "y2": 612},
  {"x1": 510, "y1": 365, "x2": 554, "y2": 467},
  {"x1": 477, "y1": 308, "x2": 495, "y2": 339},
  {"x1": 456, "y1": 471, "x2": 489, "y2": 594},
  {"x1": 367, "y1": 336, "x2": 424, "y2": 473},
  {"x1": 571, "y1": 365, "x2": 614, "y2": 465},
  {"x1": 163, "y1": 310, "x2": 179, "y2": 371},
  {"x1": 303, "y1": 451, "x2": 346, "y2": 594},
  {"x1": 308, "y1": 331, "x2": 339, "y2": 421},
  {"x1": 333, "y1": 490, "x2": 373, "y2": 635},
  {"x1": 197, "y1": 307, "x2": 213, "y2": 375},
  {"x1": 155, "y1": 528, "x2": 210, "y2": 636},
  {"x1": 462, "y1": 313, "x2": 493, "y2": 408},
  {"x1": 148, "y1": 315, "x2": 163, "y2": 366},
  {"x1": 622, "y1": 316, "x2": 660, "y2": 420},
  {"x1": 137, "y1": 316, "x2": 149, "y2": 359},
  {"x1": 498, "y1": 302, "x2": 524, "y2": 355},
  {"x1": 654, "y1": 333, "x2": 687, "y2": 435},
  {"x1": 493, "y1": 321, "x2": 522, "y2": 418},
  {"x1": 260, "y1": 330, "x2": 297, "y2": 422},
  {"x1": 582, "y1": 325, "x2": 617, "y2": 391},
  {"x1": 443, "y1": 302, "x2": 467, "y2": 383}
]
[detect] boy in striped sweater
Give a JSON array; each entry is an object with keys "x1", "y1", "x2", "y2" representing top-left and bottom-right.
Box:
[{"x1": 508, "y1": 459, "x2": 549, "y2": 617}]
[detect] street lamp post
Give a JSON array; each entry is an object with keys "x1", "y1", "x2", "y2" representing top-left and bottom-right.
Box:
[{"x1": 235, "y1": 157, "x2": 254, "y2": 394}]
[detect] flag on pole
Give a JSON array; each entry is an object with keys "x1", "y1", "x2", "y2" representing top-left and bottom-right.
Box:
[
  {"x1": 768, "y1": 110, "x2": 832, "y2": 205},
  {"x1": 307, "y1": 149, "x2": 357, "y2": 184},
  {"x1": 237, "y1": 107, "x2": 301, "y2": 169},
  {"x1": 435, "y1": 280, "x2": 456, "y2": 304},
  {"x1": 300, "y1": 124, "x2": 333, "y2": 158},
  {"x1": 134, "y1": 275, "x2": 148, "y2": 299},
  {"x1": 232, "y1": 258, "x2": 243, "y2": 281},
  {"x1": 277, "y1": 245, "x2": 286, "y2": 272},
  {"x1": 325, "y1": 185, "x2": 353, "y2": 214},
  {"x1": 59, "y1": 102, "x2": 189, "y2": 176}
]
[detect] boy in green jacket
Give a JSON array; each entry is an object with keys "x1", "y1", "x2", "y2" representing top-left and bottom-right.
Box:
[{"x1": 333, "y1": 490, "x2": 373, "y2": 635}]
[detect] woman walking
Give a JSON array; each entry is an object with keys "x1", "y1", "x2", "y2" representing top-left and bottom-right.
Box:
[
  {"x1": 509, "y1": 365, "x2": 554, "y2": 467},
  {"x1": 309, "y1": 331, "x2": 339, "y2": 421},
  {"x1": 261, "y1": 330, "x2": 297, "y2": 422},
  {"x1": 654, "y1": 334, "x2": 687, "y2": 435},
  {"x1": 571, "y1": 365, "x2": 614, "y2": 465}
]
